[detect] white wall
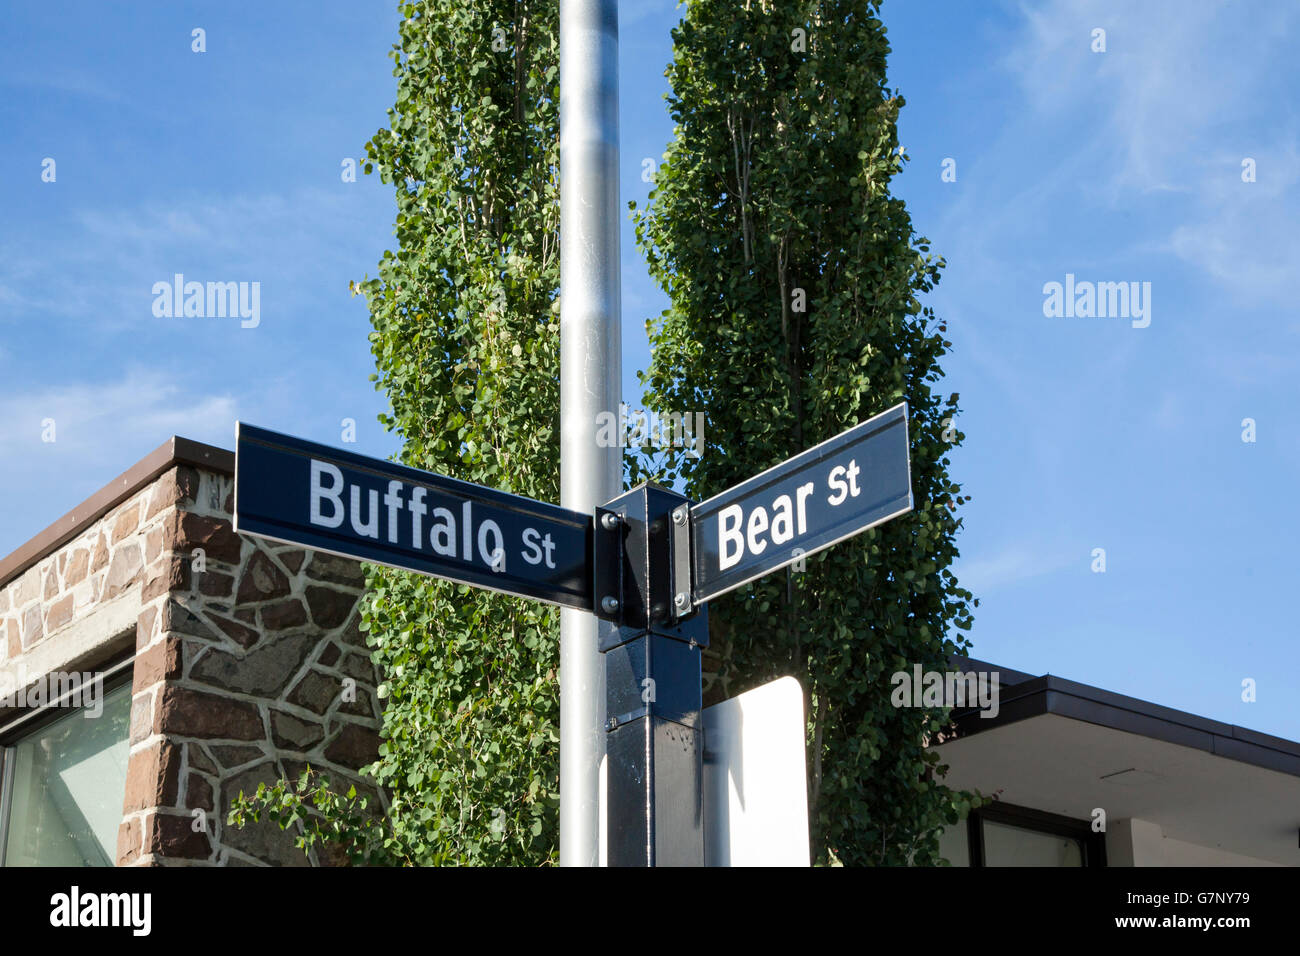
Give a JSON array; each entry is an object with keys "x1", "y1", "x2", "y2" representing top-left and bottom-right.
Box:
[
  {"x1": 937, "y1": 816, "x2": 1281, "y2": 866},
  {"x1": 1109, "y1": 818, "x2": 1281, "y2": 867}
]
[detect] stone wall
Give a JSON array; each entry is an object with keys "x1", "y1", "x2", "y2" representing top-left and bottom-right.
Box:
[{"x1": 1, "y1": 449, "x2": 384, "y2": 866}]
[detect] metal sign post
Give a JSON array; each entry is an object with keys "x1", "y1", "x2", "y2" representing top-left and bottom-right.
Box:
[
  {"x1": 592, "y1": 403, "x2": 913, "y2": 866},
  {"x1": 593, "y1": 485, "x2": 708, "y2": 866},
  {"x1": 558, "y1": 0, "x2": 622, "y2": 867}
]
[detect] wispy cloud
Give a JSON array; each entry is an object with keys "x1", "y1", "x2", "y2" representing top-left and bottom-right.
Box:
[
  {"x1": 0, "y1": 187, "x2": 378, "y2": 335},
  {"x1": 0, "y1": 365, "x2": 237, "y2": 459},
  {"x1": 0, "y1": 367, "x2": 238, "y2": 550},
  {"x1": 1005, "y1": 0, "x2": 1296, "y2": 193},
  {"x1": 933, "y1": 0, "x2": 1300, "y2": 320},
  {"x1": 0, "y1": 68, "x2": 122, "y2": 103},
  {"x1": 955, "y1": 541, "x2": 1072, "y2": 596}
]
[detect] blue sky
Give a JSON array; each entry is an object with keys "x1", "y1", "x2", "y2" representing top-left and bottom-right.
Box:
[{"x1": 2, "y1": 1, "x2": 1296, "y2": 740}]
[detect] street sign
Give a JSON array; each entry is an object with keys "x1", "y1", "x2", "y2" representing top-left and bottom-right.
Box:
[
  {"x1": 690, "y1": 402, "x2": 912, "y2": 604},
  {"x1": 235, "y1": 405, "x2": 914, "y2": 868},
  {"x1": 233, "y1": 423, "x2": 594, "y2": 610}
]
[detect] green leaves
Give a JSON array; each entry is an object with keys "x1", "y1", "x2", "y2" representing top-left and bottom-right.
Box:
[
  {"x1": 231, "y1": 0, "x2": 565, "y2": 867},
  {"x1": 632, "y1": 0, "x2": 976, "y2": 866}
]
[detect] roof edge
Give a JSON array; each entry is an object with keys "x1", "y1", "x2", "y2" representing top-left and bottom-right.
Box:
[
  {"x1": 0, "y1": 436, "x2": 234, "y2": 588},
  {"x1": 946, "y1": 673, "x2": 1300, "y2": 779}
]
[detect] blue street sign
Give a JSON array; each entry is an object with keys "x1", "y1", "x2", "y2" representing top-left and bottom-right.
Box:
[
  {"x1": 689, "y1": 403, "x2": 913, "y2": 604},
  {"x1": 233, "y1": 423, "x2": 594, "y2": 610}
]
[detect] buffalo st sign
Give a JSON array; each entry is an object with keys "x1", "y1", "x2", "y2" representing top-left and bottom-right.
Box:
[
  {"x1": 233, "y1": 403, "x2": 912, "y2": 612},
  {"x1": 233, "y1": 424, "x2": 594, "y2": 609}
]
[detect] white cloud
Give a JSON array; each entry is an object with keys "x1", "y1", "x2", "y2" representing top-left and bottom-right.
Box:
[
  {"x1": 0, "y1": 368, "x2": 238, "y2": 550},
  {"x1": 0, "y1": 367, "x2": 236, "y2": 451},
  {"x1": 0, "y1": 186, "x2": 378, "y2": 334},
  {"x1": 1161, "y1": 140, "x2": 1300, "y2": 303},
  {"x1": 0, "y1": 68, "x2": 122, "y2": 104},
  {"x1": 930, "y1": 0, "x2": 1300, "y2": 313},
  {"x1": 1005, "y1": 0, "x2": 1294, "y2": 193}
]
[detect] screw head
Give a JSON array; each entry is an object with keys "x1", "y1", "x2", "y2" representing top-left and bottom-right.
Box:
[
  {"x1": 601, "y1": 595, "x2": 620, "y2": 614},
  {"x1": 600, "y1": 513, "x2": 620, "y2": 531},
  {"x1": 672, "y1": 507, "x2": 687, "y2": 525},
  {"x1": 673, "y1": 592, "x2": 690, "y2": 611}
]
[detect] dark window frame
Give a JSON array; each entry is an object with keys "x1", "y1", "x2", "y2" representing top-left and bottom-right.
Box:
[
  {"x1": 966, "y1": 801, "x2": 1107, "y2": 867},
  {"x1": 0, "y1": 646, "x2": 135, "y2": 741}
]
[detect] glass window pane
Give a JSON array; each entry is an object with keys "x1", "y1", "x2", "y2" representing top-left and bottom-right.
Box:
[
  {"x1": 982, "y1": 818, "x2": 1083, "y2": 867},
  {"x1": 937, "y1": 824, "x2": 970, "y2": 866},
  {"x1": 2, "y1": 681, "x2": 132, "y2": 866}
]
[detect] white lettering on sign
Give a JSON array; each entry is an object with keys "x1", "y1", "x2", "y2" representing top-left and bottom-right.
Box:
[
  {"x1": 350, "y1": 485, "x2": 378, "y2": 538},
  {"x1": 409, "y1": 487, "x2": 427, "y2": 548},
  {"x1": 384, "y1": 481, "x2": 404, "y2": 543},
  {"x1": 717, "y1": 460, "x2": 863, "y2": 572},
  {"x1": 430, "y1": 507, "x2": 456, "y2": 555},
  {"x1": 479, "y1": 519, "x2": 506, "y2": 571},
  {"x1": 826, "y1": 459, "x2": 861, "y2": 506},
  {"x1": 719, "y1": 505, "x2": 744, "y2": 570},
  {"x1": 521, "y1": 527, "x2": 557, "y2": 568},
  {"x1": 305, "y1": 458, "x2": 563, "y2": 574},
  {"x1": 310, "y1": 460, "x2": 345, "y2": 528}
]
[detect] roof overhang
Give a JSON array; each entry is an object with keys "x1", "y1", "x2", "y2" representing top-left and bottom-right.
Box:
[{"x1": 937, "y1": 665, "x2": 1300, "y2": 864}]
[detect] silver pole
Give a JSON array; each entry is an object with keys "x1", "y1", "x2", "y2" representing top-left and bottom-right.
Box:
[{"x1": 559, "y1": 0, "x2": 621, "y2": 867}]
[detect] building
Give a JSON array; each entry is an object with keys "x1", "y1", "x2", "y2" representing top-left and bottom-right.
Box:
[
  {"x1": 935, "y1": 658, "x2": 1300, "y2": 866},
  {"x1": 0, "y1": 437, "x2": 383, "y2": 866}
]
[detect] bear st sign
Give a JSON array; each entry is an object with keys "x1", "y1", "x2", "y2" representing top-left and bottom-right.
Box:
[{"x1": 689, "y1": 403, "x2": 912, "y2": 604}]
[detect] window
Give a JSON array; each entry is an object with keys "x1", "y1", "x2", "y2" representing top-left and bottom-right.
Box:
[
  {"x1": 982, "y1": 818, "x2": 1083, "y2": 866},
  {"x1": 965, "y1": 802, "x2": 1106, "y2": 867},
  {"x1": 0, "y1": 671, "x2": 132, "y2": 867}
]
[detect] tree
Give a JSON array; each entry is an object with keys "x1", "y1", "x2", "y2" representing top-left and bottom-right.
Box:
[
  {"x1": 629, "y1": 0, "x2": 977, "y2": 864},
  {"x1": 231, "y1": 0, "x2": 566, "y2": 865},
  {"x1": 356, "y1": 0, "x2": 567, "y2": 866}
]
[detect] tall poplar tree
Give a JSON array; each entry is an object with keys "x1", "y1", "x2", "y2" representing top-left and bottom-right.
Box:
[
  {"x1": 232, "y1": 0, "x2": 567, "y2": 866},
  {"x1": 630, "y1": 0, "x2": 977, "y2": 864},
  {"x1": 354, "y1": 0, "x2": 565, "y2": 864}
]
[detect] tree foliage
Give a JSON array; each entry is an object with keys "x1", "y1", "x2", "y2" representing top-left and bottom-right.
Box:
[
  {"x1": 232, "y1": 0, "x2": 567, "y2": 865},
  {"x1": 629, "y1": 0, "x2": 977, "y2": 865},
  {"x1": 354, "y1": 0, "x2": 566, "y2": 865}
]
